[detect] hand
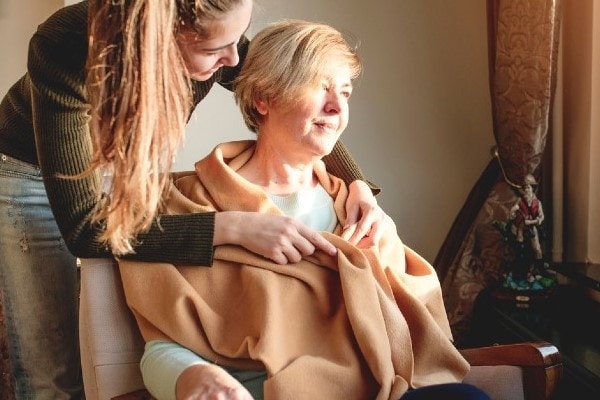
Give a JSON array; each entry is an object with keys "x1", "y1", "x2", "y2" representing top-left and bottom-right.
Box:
[
  {"x1": 214, "y1": 211, "x2": 337, "y2": 264},
  {"x1": 176, "y1": 364, "x2": 254, "y2": 400},
  {"x1": 341, "y1": 180, "x2": 386, "y2": 245}
]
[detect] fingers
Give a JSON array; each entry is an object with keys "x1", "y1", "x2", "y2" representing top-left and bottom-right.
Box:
[
  {"x1": 222, "y1": 212, "x2": 337, "y2": 265},
  {"x1": 368, "y1": 219, "x2": 384, "y2": 243},
  {"x1": 270, "y1": 243, "x2": 305, "y2": 265},
  {"x1": 340, "y1": 222, "x2": 357, "y2": 242},
  {"x1": 297, "y1": 225, "x2": 337, "y2": 257},
  {"x1": 344, "y1": 207, "x2": 377, "y2": 244},
  {"x1": 342, "y1": 205, "x2": 386, "y2": 245},
  {"x1": 344, "y1": 203, "x2": 359, "y2": 229},
  {"x1": 345, "y1": 219, "x2": 371, "y2": 245},
  {"x1": 268, "y1": 223, "x2": 336, "y2": 265},
  {"x1": 344, "y1": 180, "x2": 388, "y2": 245},
  {"x1": 176, "y1": 364, "x2": 254, "y2": 400}
]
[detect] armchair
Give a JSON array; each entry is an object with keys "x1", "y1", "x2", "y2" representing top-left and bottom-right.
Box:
[{"x1": 79, "y1": 258, "x2": 562, "y2": 400}]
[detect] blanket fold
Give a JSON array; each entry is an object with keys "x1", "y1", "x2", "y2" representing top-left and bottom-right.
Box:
[{"x1": 119, "y1": 140, "x2": 469, "y2": 400}]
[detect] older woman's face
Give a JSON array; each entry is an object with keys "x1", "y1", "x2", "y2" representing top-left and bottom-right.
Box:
[
  {"x1": 260, "y1": 59, "x2": 353, "y2": 159},
  {"x1": 176, "y1": 0, "x2": 252, "y2": 81}
]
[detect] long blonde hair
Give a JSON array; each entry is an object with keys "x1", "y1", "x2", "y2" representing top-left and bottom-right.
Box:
[{"x1": 86, "y1": 0, "x2": 244, "y2": 255}]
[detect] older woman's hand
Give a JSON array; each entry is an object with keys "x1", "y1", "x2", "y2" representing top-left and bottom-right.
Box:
[
  {"x1": 341, "y1": 180, "x2": 386, "y2": 245},
  {"x1": 176, "y1": 364, "x2": 254, "y2": 400},
  {"x1": 215, "y1": 211, "x2": 337, "y2": 264}
]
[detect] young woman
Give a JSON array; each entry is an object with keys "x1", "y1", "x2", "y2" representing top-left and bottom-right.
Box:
[
  {"x1": 0, "y1": 1, "x2": 383, "y2": 398},
  {"x1": 119, "y1": 19, "x2": 489, "y2": 400}
]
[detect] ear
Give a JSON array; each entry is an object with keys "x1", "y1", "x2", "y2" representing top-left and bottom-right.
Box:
[{"x1": 253, "y1": 97, "x2": 268, "y2": 115}]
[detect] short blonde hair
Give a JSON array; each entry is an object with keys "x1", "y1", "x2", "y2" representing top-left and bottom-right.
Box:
[{"x1": 235, "y1": 19, "x2": 361, "y2": 133}]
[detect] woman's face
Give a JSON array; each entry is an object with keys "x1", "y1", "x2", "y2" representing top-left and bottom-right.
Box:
[
  {"x1": 259, "y1": 59, "x2": 354, "y2": 160},
  {"x1": 177, "y1": 0, "x2": 252, "y2": 81}
]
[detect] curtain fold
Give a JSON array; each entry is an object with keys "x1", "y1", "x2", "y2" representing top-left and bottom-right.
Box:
[{"x1": 435, "y1": 0, "x2": 561, "y2": 345}]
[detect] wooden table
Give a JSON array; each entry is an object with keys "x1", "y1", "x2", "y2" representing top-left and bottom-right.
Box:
[{"x1": 467, "y1": 284, "x2": 600, "y2": 399}]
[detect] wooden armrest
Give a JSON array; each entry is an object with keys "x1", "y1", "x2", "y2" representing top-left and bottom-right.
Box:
[
  {"x1": 460, "y1": 341, "x2": 563, "y2": 400},
  {"x1": 460, "y1": 341, "x2": 561, "y2": 367}
]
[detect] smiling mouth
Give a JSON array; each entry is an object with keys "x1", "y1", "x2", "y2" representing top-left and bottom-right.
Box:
[
  {"x1": 204, "y1": 68, "x2": 219, "y2": 76},
  {"x1": 315, "y1": 121, "x2": 336, "y2": 131},
  {"x1": 201, "y1": 65, "x2": 221, "y2": 76}
]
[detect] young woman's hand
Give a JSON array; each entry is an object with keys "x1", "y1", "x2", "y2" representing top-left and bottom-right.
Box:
[
  {"x1": 214, "y1": 211, "x2": 337, "y2": 264},
  {"x1": 341, "y1": 180, "x2": 386, "y2": 245},
  {"x1": 176, "y1": 364, "x2": 254, "y2": 400}
]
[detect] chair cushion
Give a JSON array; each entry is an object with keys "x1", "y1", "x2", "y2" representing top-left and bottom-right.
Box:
[{"x1": 464, "y1": 365, "x2": 524, "y2": 400}]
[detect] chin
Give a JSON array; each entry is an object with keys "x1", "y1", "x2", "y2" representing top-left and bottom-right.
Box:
[
  {"x1": 320, "y1": 143, "x2": 337, "y2": 157},
  {"x1": 189, "y1": 69, "x2": 219, "y2": 81},
  {"x1": 191, "y1": 73, "x2": 213, "y2": 81}
]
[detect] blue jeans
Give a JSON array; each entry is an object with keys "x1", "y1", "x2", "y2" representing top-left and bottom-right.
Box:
[
  {"x1": 400, "y1": 383, "x2": 490, "y2": 400},
  {"x1": 0, "y1": 153, "x2": 83, "y2": 399}
]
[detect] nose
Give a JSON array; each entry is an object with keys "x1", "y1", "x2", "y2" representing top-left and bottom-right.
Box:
[
  {"x1": 220, "y1": 45, "x2": 240, "y2": 67},
  {"x1": 324, "y1": 92, "x2": 344, "y2": 114}
]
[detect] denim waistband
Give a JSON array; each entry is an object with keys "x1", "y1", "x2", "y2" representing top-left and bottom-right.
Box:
[{"x1": 0, "y1": 153, "x2": 42, "y2": 177}]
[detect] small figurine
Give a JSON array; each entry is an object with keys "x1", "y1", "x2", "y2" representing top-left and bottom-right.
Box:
[
  {"x1": 510, "y1": 174, "x2": 545, "y2": 277},
  {"x1": 493, "y1": 174, "x2": 556, "y2": 293}
]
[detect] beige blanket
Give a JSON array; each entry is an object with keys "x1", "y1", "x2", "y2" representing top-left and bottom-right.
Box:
[{"x1": 119, "y1": 140, "x2": 469, "y2": 400}]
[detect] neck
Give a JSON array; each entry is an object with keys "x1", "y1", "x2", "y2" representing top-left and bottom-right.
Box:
[{"x1": 238, "y1": 141, "x2": 318, "y2": 196}]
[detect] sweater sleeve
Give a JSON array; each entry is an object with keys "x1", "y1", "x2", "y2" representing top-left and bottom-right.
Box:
[
  {"x1": 323, "y1": 140, "x2": 381, "y2": 195},
  {"x1": 26, "y1": 7, "x2": 216, "y2": 265},
  {"x1": 141, "y1": 340, "x2": 210, "y2": 400}
]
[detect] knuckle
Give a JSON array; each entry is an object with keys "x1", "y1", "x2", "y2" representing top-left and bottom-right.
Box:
[
  {"x1": 280, "y1": 222, "x2": 298, "y2": 236},
  {"x1": 271, "y1": 252, "x2": 287, "y2": 265},
  {"x1": 303, "y1": 243, "x2": 316, "y2": 255}
]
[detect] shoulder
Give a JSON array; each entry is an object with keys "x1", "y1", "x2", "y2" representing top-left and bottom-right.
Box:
[
  {"x1": 28, "y1": 1, "x2": 89, "y2": 79},
  {"x1": 35, "y1": 1, "x2": 88, "y2": 35},
  {"x1": 27, "y1": 1, "x2": 89, "y2": 99}
]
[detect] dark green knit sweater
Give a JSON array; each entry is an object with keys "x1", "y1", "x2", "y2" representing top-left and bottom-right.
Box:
[{"x1": 0, "y1": 0, "x2": 376, "y2": 265}]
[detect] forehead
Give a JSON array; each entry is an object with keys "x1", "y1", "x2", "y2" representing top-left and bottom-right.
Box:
[
  {"x1": 179, "y1": 0, "x2": 252, "y2": 43},
  {"x1": 320, "y1": 60, "x2": 354, "y2": 82}
]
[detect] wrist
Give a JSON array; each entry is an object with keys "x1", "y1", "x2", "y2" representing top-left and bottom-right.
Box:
[{"x1": 214, "y1": 211, "x2": 242, "y2": 246}]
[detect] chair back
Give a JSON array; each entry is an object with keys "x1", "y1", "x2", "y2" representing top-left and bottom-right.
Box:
[{"x1": 79, "y1": 258, "x2": 146, "y2": 400}]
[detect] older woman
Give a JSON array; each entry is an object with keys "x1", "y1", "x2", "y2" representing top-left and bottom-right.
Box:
[{"x1": 118, "y1": 20, "x2": 488, "y2": 400}]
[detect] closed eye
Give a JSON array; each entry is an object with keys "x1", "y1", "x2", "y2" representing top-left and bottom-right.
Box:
[{"x1": 322, "y1": 83, "x2": 352, "y2": 99}]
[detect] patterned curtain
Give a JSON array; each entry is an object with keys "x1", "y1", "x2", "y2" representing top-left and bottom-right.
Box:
[{"x1": 435, "y1": 0, "x2": 561, "y2": 345}]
